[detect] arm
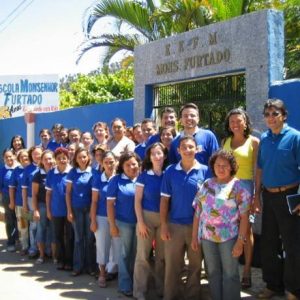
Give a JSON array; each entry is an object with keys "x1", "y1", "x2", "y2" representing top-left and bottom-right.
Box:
[
  {"x1": 22, "y1": 187, "x2": 28, "y2": 212},
  {"x1": 135, "y1": 185, "x2": 149, "y2": 239},
  {"x1": 65, "y1": 182, "x2": 74, "y2": 222},
  {"x1": 191, "y1": 212, "x2": 200, "y2": 251},
  {"x1": 90, "y1": 190, "x2": 99, "y2": 233},
  {"x1": 232, "y1": 212, "x2": 249, "y2": 257},
  {"x1": 9, "y1": 187, "x2": 16, "y2": 210},
  {"x1": 107, "y1": 199, "x2": 119, "y2": 237},
  {"x1": 32, "y1": 182, "x2": 40, "y2": 221},
  {"x1": 45, "y1": 189, "x2": 52, "y2": 220},
  {"x1": 160, "y1": 195, "x2": 171, "y2": 240}
]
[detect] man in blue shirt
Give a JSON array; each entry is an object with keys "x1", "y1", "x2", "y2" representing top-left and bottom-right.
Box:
[
  {"x1": 253, "y1": 99, "x2": 300, "y2": 300},
  {"x1": 160, "y1": 136, "x2": 209, "y2": 300},
  {"x1": 168, "y1": 103, "x2": 219, "y2": 166}
]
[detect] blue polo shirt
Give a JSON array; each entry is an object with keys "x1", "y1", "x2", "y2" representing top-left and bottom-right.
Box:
[
  {"x1": 47, "y1": 140, "x2": 62, "y2": 152},
  {"x1": 145, "y1": 133, "x2": 161, "y2": 148},
  {"x1": 21, "y1": 163, "x2": 39, "y2": 197},
  {"x1": 0, "y1": 165, "x2": 15, "y2": 197},
  {"x1": 136, "y1": 170, "x2": 163, "y2": 213},
  {"x1": 92, "y1": 171, "x2": 114, "y2": 217},
  {"x1": 107, "y1": 173, "x2": 137, "y2": 224},
  {"x1": 161, "y1": 161, "x2": 209, "y2": 225},
  {"x1": 169, "y1": 127, "x2": 219, "y2": 165},
  {"x1": 46, "y1": 166, "x2": 71, "y2": 217},
  {"x1": 257, "y1": 125, "x2": 300, "y2": 188},
  {"x1": 66, "y1": 166, "x2": 93, "y2": 208},
  {"x1": 135, "y1": 143, "x2": 147, "y2": 160},
  {"x1": 9, "y1": 166, "x2": 25, "y2": 206}
]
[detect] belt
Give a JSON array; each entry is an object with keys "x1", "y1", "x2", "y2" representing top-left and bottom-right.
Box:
[{"x1": 265, "y1": 183, "x2": 299, "y2": 193}]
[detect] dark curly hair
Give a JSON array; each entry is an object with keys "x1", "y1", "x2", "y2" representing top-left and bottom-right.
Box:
[
  {"x1": 117, "y1": 151, "x2": 141, "y2": 174},
  {"x1": 142, "y1": 142, "x2": 168, "y2": 171},
  {"x1": 209, "y1": 149, "x2": 238, "y2": 177},
  {"x1": 224, "y1": 108, "x2": 252, "y2": 138}
]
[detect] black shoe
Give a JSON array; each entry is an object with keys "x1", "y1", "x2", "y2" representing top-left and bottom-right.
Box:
[
  {"x1": 121, "y1": 290, "x2": 133, "y2": 297},
  {"x1": 106, "y1": 272, "x2": 118, "y2": 281},
  {"x1": 71, "y1": 270, "x2": 81, "y2": 277}
]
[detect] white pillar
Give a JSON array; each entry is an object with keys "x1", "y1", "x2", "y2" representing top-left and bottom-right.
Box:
[{"x1": 24, "y1": 112, "x2": 36, "y2": 148}]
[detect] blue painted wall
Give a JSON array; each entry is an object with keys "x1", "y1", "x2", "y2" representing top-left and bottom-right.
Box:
[
  {"x1": 269, "y1": 79, "x2": 300, "y2": 131},
  {"x1": 0, "y1": 99, "x2": 134, "y2": 157}
]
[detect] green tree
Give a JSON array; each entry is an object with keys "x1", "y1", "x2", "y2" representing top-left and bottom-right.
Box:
[
  {"x1": 77, "y1": 0, "x2": 210, "y2": 65},
  {"x1": 59, "y1": 67, "x2": 134, "y2": 109}
]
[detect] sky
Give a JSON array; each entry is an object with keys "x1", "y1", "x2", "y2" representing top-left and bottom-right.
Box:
[{"x1": 0, "y1": 0, "x2": 106, "y2": 77}]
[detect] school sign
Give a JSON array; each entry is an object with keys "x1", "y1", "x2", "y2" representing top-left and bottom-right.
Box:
[{"x1": 0, "y1": 74, "x2": 59, "y2": 119}]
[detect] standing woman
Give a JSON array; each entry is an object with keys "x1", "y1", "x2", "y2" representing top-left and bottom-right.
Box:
[
  {"x1": 90, "y1": 151, "x2": 120, "y2": 288},
  {"x1": 22, "y1": 146, "x2": 43, "y2": 258},
  {"x1": 9, "y1": 149, "x2": 30, "y2": 255},
  {"x1": 66, "y1": 147, "x2": 94, "y2": 276},
  {"x1": 32, "y1": 150, "x2": 55, "y2": 264},
  {"x1": 192, "y1": 150, "x2": 251, "y2": 300},
  {"x1": 107, "y1": 118, "x2": 135, "y2": 160},
  {"x1": 46, "y1": 147, "x2": 73, "y2": 270},
  {"x1": 0, "y1": 149, "x2": 18, "y2": 252},
  {"x1": 133, "y1": 142, "x2": 168, "y2": 299},
  {"x1": 10, "y1": 135, "x2": 26, "y2": 156},
  {"x1": 93, "y1": 122, "x2": 109, "y2": 146},
  {"x1": 222, "y1": 108, "x2": 259, "y2": 288},
  {"x1": 107, "y1": 152, "x2": 141, "y2": 297}
]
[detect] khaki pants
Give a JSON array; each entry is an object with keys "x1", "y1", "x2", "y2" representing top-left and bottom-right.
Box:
[
  {"x1": 15, "y1": 206, "x2": 29, "y2": 250},
  {"x1": 164, "y1": 223, "x2": 202, "y2": 300},
  {"x1": 133, "y1": 210, "x2": 164, "y2": 299}
]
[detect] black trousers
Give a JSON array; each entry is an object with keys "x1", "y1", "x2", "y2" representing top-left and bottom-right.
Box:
[
  {"x1": 261, "y1": 187, "x2": 300, "y2": 297},
  {"x1": 2, "y1": 195, "x2": 18, "y2": 246},
  {"x1": 52, "y1": 216, "x2": 74, "y2": 266}
]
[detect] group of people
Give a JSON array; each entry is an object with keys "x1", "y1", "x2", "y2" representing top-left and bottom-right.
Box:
[{"x1": 0, "y1": 99, "x2": 300, "y2": 300}]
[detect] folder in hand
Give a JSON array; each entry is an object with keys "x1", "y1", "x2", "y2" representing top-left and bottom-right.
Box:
[{"x1": 286, "y1": 194, "x2": 300, "y2": 215}]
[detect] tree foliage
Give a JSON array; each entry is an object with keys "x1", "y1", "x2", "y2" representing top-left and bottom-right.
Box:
[{"x1": 59, "y1": 67, "x2": 134, "y2": 109}]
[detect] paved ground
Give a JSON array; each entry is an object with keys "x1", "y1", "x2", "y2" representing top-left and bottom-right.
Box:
[{"x1": 0, "y1": 218, "x2": 286, "y2": 300}]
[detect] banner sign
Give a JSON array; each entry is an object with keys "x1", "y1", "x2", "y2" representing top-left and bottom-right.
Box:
[{"x1": 0, "y1": 74, "x2": 59, "y2": 119}]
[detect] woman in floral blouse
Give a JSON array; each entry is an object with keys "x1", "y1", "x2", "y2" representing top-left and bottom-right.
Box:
[{"x1": 191, "y1": 149, "x2": 251, "y2": 300}]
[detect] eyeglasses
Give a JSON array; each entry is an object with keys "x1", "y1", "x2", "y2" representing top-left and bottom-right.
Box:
[{"x1": 263, "y1": 111, "x2": 281, "y2": 118}]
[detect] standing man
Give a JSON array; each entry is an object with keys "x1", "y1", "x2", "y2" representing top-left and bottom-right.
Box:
[
  {"x1": 160, "y1": 136, "x2": 209, "y2": 300},
  {"x1": 146, "y1": 107, "x2": 178, "y2": 146},
  {"x1": 253, "y1": 99, "x2": 300, "y2": 300},
  {"x1": 169, "y1": 103, "x2": 219, "y2": 165}
]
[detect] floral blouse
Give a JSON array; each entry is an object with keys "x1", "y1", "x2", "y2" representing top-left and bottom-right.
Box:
[{"x1": 193, "y1": 177, "x2": 251, "y2": 243}]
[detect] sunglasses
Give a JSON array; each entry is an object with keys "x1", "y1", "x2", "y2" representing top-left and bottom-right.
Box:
[{"x1": 263, "y1": 111, "x2": 281, "y2": 118}]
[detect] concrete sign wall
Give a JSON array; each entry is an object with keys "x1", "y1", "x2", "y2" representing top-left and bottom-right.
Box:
[{"x1": 134, "y1": 9, "x2": 284, "y2": 132}]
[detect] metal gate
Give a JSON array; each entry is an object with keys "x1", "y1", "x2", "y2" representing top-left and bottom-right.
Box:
[{"x1": 153, "y1": 73, "x2": 246, "y2": 140}]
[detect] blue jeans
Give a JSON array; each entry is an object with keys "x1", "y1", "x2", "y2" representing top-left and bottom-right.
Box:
[
  {"x1": 116, "y1": 220, "x2": 137, "y2": 293},
  {"x1": 202, "y1": 238, "x2": 241, "y2": 300},
  {"x1": 72, "y1": 206, "x2": 95, "y2": 272}
]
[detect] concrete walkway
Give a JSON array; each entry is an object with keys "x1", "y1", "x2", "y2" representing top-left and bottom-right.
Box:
[{"x1": 0, "y1": 219, "x2": 285, "y2": 300}]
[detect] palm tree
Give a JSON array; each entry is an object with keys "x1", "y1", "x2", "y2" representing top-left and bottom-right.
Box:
[{"x1": 76, "y1": 0, "x2": 210, "y2": 66}]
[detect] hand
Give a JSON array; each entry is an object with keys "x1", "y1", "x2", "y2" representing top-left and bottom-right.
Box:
[
  {"x1": 9, "y1": 202, "x2": 15, "y2": 210},
  {"x1": 110, "y1": 224, "x2": 119, "y2": 237},
  {"x1": 22, "y1": 205, "x2": 29, "y2": 213},
  {"x1": 67, "y1": 211, "x2": 74, "y2": 223},
  {"x1": 191, "y1": 236, "x2": 199, "y2": 252},
  {"x1": 232, "y1": 240, "x2": 244, "y2": 258},
  {"x1": 33, "y1": 209, "x2": 40, "y2": 221},
  {"x1": 160, "y1": 223, "x2": 171, "y2": 241},
  {"x1": 46, "y1": 210, "x2": 52, "y2": 220},
  {"x1": 292, "y1": 204, "x2": 300, "y2": 216},
  {"x1": 90, "y1": 220, "x2": 97, "y2": 233},
  {"x1": 252, "y1": 193, "x2": 261, "y2": 214},
  {"x1": 137, "y1": 221, "x2": 150, "y2": 239}
]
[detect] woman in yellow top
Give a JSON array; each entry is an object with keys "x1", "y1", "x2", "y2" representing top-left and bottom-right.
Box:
[{"x1": 222, "y1": 108, "x2": 259, "y2": 289}]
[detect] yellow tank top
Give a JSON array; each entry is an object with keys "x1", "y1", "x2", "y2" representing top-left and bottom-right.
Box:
[{"x1": 223, "y1": 136, "x2": 254, "y2": 180}]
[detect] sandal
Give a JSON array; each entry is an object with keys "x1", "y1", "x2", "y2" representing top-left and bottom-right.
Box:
[
  {"x1": 98, "y1": 275, "x2": 107, "y2": 288},
  {"x1": 241, "y1": 276, "x2": 252, "y2": 289},
  {"x1": 36, "y1": 257, "x2": 44, "y2": 264}
]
